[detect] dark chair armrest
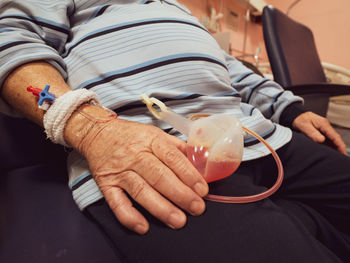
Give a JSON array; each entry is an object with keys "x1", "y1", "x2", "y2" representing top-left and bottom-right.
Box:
[
  {"x1": 284, "y1": 83, "x2": 350, "y2": 117},
  {"x1": 286, "y1": 83, "x2": 350, "y2": 96}
]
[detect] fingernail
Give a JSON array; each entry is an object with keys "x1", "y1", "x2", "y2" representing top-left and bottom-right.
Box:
[
  {"x1": 134, "y1": 224, "x2": 148, "y2": 235},
  {"x1": 194, "y1": 182, "x2": 208, "y2": 197},
  {"x1": 190, "y1": 200, "x2": 205, "y2": 216},
  {"x1": 168, "y1": 212, "x2": 186, "y2": 229}
]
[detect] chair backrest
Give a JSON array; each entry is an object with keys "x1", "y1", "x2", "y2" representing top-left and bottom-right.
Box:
[{"x1": 262, "y1": 5, "x2": 327, "y2": 87}]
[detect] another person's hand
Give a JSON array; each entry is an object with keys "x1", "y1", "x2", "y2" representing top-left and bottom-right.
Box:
[
  {"x1": 292, "y1": 111, "x2": 347, "y2": 154},
  {"x1": 65, "y1": 105, "x2": 208, "y2": 234}
]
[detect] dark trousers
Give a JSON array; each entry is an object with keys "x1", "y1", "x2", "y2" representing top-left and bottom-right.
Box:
[{"x1": 85, "y1": 132, "x2": 350, "y2": 263}]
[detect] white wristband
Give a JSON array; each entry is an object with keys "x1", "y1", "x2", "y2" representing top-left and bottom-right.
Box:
[{"x1": 43, "y1": 89, "x2": 101, "y2": 146}]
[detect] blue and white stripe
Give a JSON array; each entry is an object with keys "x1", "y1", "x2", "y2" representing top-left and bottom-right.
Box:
[{"x1": 0, "y1": 0, "x2": 303, "y2": 210}]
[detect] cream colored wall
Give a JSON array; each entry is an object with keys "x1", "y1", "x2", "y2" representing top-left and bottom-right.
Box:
[
  {"x1": 178, "y1": 0, "x2": 267, "y2": 65},
  {"x1": 178, "y1": 0, "x2": 350, "y2": 70}
]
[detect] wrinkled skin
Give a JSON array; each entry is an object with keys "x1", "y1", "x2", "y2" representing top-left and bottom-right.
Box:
[
  {"x1": 1, "y1": 59, "x2": 209, "y2": 235},
  {"x1": 73, "y1": 115, "x2": 209, "y2": 234}
]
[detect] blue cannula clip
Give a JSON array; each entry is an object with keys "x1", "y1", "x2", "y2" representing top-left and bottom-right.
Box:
[{"x1": 38, "y1": 84, "x2": 56, "y2": 107}]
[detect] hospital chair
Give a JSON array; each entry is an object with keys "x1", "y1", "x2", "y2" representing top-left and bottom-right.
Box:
[
  {"x1": 0, "y1": 113, "x2": 121, "y2": 263},
  {"x1": 262, "y1": 5, "x2": 350, "y2": 118}
]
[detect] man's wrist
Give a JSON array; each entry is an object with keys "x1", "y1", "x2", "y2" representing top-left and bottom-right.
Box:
[
  {"x1": 64, "y1": 104, "x2": 117, "y2": 152},
  {"x1": 279, "y1": 102, "x2": 307, "y2": 128}
]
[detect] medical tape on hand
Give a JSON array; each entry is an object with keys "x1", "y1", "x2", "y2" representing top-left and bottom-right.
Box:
[{"x1": 43, "y1": 89, "x2": 101, "y2": 146}]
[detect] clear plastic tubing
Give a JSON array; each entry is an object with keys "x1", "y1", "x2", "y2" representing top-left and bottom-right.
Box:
[{"x1": 205, "y1": 126, "x2": 284, "y2": 204}]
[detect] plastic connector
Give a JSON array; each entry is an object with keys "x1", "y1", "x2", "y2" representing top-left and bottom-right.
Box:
[{"x1": 27, "y1": 84, "x2": 56, "y2": 110}]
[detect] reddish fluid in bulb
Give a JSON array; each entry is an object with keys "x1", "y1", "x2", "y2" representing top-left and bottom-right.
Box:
[
  {"x1": 186, "y1": 145, "x2": 241, "y2": 183},
  {"x1": 205, "y1": 159, "x2": 240, "y2": 183}
]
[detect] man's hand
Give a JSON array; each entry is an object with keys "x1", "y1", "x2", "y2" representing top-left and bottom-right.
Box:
[
  {"x1": 65, "y1": 105, "x2": 209, "y2": 235},
  {"x1": 292, "y1": 111, "x2": 347, "y2": 154},
  {"x1": 1, "y1": 62, "x2": 207, "y2": 235}
]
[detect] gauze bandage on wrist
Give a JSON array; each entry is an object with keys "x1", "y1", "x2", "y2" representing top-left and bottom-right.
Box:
[{"x1": 43, "y1": 89, "x2": 101, "y2": 147}]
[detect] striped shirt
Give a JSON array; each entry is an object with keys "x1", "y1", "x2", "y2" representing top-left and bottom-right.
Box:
[{"x1": 0, "y1": 0, "x2": 303, "y2": 210}]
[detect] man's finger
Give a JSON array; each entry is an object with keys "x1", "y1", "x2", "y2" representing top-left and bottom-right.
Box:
[
  {"x1": 115, "y1": 170, "x2": 187, "y2": 229},
  {"x1": 102, "y1": 186, "x2": 149, "y2": 234},
  {"x1": 313, "y1": 118, "x2": 347, "y2": 154},
  {"x1": 165, "y1": 133, "x2": 187, "y2": 154},
  {"x1": 133, "y1": 152, "x2": 206, "y2": 216},
  {"x1": 318, "y1": 126, "x2": 347, "y2": 154},
  {"x1": 300, "y1": 122, "x2": 325, "y2": 143},
  {"x1": 152, "y1": 138, "x2": 209, "y2": 197}
]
